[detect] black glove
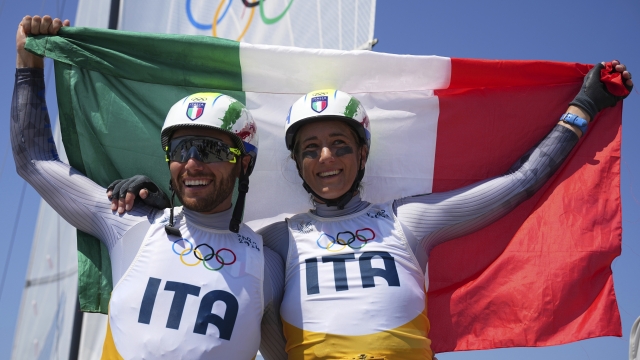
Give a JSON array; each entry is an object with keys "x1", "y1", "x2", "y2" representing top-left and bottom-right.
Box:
[
  {"x1": 106, "y1": 175, "x2": 171, "y2": 210},
  {"x1": 569, "y1": 63, "x2": 633, "y2": 120}
]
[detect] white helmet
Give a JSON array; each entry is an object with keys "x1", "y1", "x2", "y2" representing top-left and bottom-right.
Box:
[
  {"x1": 161, "y1": 92, "x2": 258, "y2": 160},
  {"x1": 284, "y1": 89, "x2": 370, "y2": 151}
]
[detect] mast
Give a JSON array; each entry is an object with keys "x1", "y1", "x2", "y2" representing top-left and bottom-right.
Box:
[
  {"x1": 108, "y1": 0, "x2": 120, "y2": 30},
  {"x1": 67, "y1": 300, "x2": 82, "y2": 360}
]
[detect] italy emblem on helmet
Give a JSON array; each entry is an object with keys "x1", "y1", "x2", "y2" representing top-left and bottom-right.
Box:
[{"x1": 161, "y1": 92, "x2": 259, "y2": 165}]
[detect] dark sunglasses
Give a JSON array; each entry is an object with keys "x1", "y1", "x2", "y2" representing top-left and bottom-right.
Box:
[{"x1": 166, "y1": 136, "x2": 241, "y2": 164}]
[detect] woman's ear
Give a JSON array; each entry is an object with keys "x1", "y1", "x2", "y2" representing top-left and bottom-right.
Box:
[
  {"x1": 290, "y1": 152, "x2": 303, "y2": 176},
  {"x1": 360, "y1": 145, "x2": 369, "y2": 169}
]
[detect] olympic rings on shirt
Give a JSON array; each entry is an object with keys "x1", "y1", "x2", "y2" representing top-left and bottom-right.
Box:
[
  {"x1": 316, "y1": 228, "x2": 376, "y2": 251},
  {"x1": 180, "y1": 248, "x2": 202, "y2": 266},
  {"x1": 172, "y1": 239, "x2": 236, "y2": 271}
]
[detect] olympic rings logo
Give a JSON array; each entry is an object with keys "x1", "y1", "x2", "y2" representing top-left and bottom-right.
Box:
[
  {"x1": 172, "y1": 239, "x2": 236, "y2": 271},
  {"x1": 186, "y1": 0, "x2": 295, "y2": 41},
  {"x1": 316, "y1": 228, "x2": 376, "y2": 252}
]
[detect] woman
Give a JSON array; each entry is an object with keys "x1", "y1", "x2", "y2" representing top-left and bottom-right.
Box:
[{"x1": 115, "y1": 62, "x2": 632, "y2": 359}]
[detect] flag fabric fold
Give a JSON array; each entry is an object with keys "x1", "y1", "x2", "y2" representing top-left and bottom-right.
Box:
[{"x1": 25, "y1": 27, "x2": 622, "y2": 352}]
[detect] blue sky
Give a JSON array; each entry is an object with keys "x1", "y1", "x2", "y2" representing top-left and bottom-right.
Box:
[{"x1": 0, "y1": 1, "x2": 638, "y2": 359}]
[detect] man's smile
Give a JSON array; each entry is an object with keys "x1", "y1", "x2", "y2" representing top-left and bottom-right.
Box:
[{"x1": 183, "y1": 179, "x2": 212, "y2": 187}]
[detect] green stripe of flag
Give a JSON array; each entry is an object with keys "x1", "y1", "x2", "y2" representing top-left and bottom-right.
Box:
[
  {"x1": 26, "y1": 27, "x2": 246, "y2": 313},
  {"x1": 26, "y1": 27, "x2": 244, "y2": 89}
]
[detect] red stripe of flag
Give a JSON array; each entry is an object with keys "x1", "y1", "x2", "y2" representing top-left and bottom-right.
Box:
[{"x1": 429, "y1": 58, "x2": 622, "y2": 352}]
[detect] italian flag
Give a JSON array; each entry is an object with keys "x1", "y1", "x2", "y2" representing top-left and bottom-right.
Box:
[{"x1": 26, "y1": 27, "x2": 622, "y2": 352}]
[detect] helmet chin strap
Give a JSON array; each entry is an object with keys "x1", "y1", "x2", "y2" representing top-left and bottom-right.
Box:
[
  {"x1": 164, "y1": 181, "x2": 182, "y2": 237},
  {"x1": 229, "y1": 155, "x2": 249, "y2": 233},
  {"x1": 297, "y1": 158, "x2": 365, "y2": 210}
]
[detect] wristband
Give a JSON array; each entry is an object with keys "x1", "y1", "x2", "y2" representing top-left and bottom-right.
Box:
[{"x1": 560, "y1": 113, "x2": 588, "y2": 135}]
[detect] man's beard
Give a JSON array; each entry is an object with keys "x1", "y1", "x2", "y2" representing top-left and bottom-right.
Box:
[{"x1": 173, "y1": 166, "x2": 239, "y2": 213}]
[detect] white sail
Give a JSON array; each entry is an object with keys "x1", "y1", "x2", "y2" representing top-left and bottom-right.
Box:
[
  {"x1": 11, "y1": 126, "x2": 81, "y2": 360},
  {"x1": 77, "y1": 313, "x2": 108, "y2": 360},
  {"x1": 13, "y1": 1, "x2": 376, "y2": 359},
  {"x1": 119, "y1": 0, "x2": 376, "y2": 49}
]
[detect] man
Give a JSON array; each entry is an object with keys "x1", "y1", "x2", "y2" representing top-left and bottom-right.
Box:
[{"x1": 13, "y1": 15, "x2": 286, "y2": 359}]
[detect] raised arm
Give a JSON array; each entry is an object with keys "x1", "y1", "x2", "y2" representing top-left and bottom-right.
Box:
[
  {"x1": 12, "y1": 15, "x2": 154, "y2": 251},
  {"x1": 395, "y1": 61, "x2": 632, "y2": 264}
]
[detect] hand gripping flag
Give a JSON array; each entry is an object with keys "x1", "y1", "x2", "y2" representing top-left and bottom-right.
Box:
[{"x1": 25, "y1": 27, "x2": 622, "y2": 352}]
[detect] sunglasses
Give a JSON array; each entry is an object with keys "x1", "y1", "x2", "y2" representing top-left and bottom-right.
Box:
[{"x1": 166, "y1": 136, "x2": 241, "y2": 164}]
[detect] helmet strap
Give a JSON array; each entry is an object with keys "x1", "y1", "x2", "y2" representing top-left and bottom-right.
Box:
[
  {"x1": 229, "y1": 155, "x2": 250, "y2": 233},
  {"x1": 164, "y1": 183, "x2": 182, "y2": 237}
]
